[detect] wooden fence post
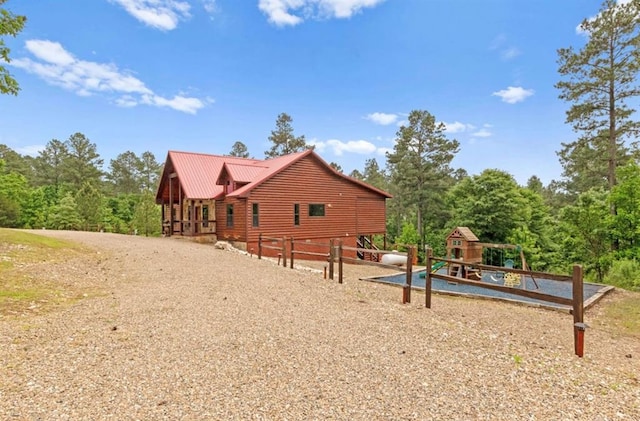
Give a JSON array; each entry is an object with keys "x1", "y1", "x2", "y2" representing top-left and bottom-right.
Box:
[
  {"x1": 290, "y1": 237, "x2": 295, "y2": 269},
  {"x1": 258, "y1": 233, "x2": 262, "y2": 260},
  {"x1": 281, "y1": 237, "x2": 287, "y2": 268},
  {"x1": 329, "y1": 239, "x2": 335, "y2": 280},
  {"x1": 338, "y1": 239, "x2": 343, "y2": 284},
  {"x1": 403, "y1": 247, "x2": 414, "y2": 304},
  {"x1": 572, "y1": 264, "x2": 585, "y2": 357},
  {"x1": 425, "y1": 248, "x2": 433, "y2": 309}
]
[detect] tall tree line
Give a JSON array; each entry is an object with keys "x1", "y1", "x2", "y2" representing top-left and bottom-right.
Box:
[{"x1": 0, "y1": 132, "x2": 163, "y2": 235}]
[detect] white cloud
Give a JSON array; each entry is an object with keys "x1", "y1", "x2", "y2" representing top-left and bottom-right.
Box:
[
  {"x1": 501, "y1": 47, "x2": 521, "y2": 60},
  {"x1": 489, "y1": 34, "x2": 521, "y2": 61},
  {"x1": 471, "y1": 129, "x2": 492, "y2": 138},
  {"x1": 310, "y1": 138, "x2": 385, "y2": 156},
  {"x1": 25, "y1": 40, "x2": 75, "y2": 66},
  {"x1": 327, "y1": 139, "x2": 377, "y2": 155},
  {"x1": 141, "y1": 93, "x2": 210, "y2": 114},
  {"x1": 258, "y1": 0, "x2": 303, "y2": 26},
  {"x1": 11, "y1": 40, "x2": 207, "y2": 114},
  {"x1": 258, "y1": 0, "x2": 385, "y2": 27},
  {"x1": 365, "y1": 112, "x2": 398, "y2": 125},
  {"x1": 115, "y1": 95, "x2": 139, "y2": 107},
  {"x1": 110, "y1": 0, "x2": 191, "y2": 30},
  {"x1": 202, "y1": 0, "x2": 217, "y2": 14},
  {"x1": 395, "y1": 119, "x2": 408, "y2": 127},
  {"x1": 492, "y1": 86, "x2": 534, "y2": 104},
  {"x1": 442, "y1": 121, "x2": 474, "y2": 134}
]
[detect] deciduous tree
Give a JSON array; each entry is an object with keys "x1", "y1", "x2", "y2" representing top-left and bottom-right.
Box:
[
  {"x1": 609, "y1": 163, "x2": 640, "y2": 256},
  {"x1": 133, "y1": 191, "x2": 161, "y2": 236},
  {"x1": 447, "y1": 169, "x2": 524, "y2": 243},
  {"x1": 48, "y1": 193, "x2": 81, "y2": 230},
  {"x1": 0, "y1": 158, "x2": 27, "y2": 227},
  {"x1": 559, "y1": 189, "x2": 611, "y2": 281},
  {"x1": 0, "y1": 0, "x2": 26, "y2": 95}
]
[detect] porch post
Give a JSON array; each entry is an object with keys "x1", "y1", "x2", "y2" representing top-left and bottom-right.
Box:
[
  {"x1": 168, "y1": 176, "x2": 174, "y2": 236},
  {"x1": 190, "y1": 199, "x2": 195, "y2": 236},
  {"x1": 179, "y1": 184, "x2": 183, "y2": 235}
]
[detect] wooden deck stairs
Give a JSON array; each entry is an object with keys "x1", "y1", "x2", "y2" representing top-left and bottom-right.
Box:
[{"x1": 357, "y1": 236, "x2": 380, "y2": 262}]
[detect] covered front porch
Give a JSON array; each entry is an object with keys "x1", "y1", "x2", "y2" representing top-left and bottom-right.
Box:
[{"x1": 161, "y1": 199, "x2": 216, "y2": 237}]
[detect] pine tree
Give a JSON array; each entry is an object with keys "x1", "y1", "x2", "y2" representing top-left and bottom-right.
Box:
[
  {"x1": 556, "y1": 0, "x2": 640, "y2": 195},
  {"x1": 264, "y1": 113, "x2": 309, "y2": 158},
  {"x1": 386, "y1": 110, "x2": 459, "y2": 247},
  {"x1": 229, "y1": 141, "x2": 250, "y2": 158},
  {"x1": 62, "y1": 132, "x2": 104, "y2": 190},
  {"x1": 107, "y1": 151, "x2": 142, "y2": 195}
]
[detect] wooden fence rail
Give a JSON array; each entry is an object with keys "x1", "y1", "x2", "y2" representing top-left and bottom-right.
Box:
[
  {"x1": 289, "y1": 237, "x2": 334, "y2": 280},
  {"x1": 258, "y1": 234, "x2": 287, "y2": 267},
  {"x1": 340, "y1": 243, "x2": 416, "y2": 302}
]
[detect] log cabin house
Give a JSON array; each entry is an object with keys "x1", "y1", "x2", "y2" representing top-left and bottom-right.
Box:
[{"x1": 155, "y1": 149, "x2": 391, "y2": 258}]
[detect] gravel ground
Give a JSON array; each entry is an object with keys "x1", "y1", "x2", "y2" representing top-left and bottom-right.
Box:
[{"x1": 1, "y1": 230, "x2": 639, "y2": 420}]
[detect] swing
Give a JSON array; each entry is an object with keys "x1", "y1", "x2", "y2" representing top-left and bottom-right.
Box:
[{"x1": 491, "y1": 248, "x2": 505, "y2": 280}]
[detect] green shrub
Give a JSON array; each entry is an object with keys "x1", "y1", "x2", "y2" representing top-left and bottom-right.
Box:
[{"x1": 605, "y1": 259, "x2": 640, "y2": 291}]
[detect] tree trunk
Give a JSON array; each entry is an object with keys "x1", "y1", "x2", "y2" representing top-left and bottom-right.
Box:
[{"x1": 609, "y1": 40, "x2": 619, "y2": 251}]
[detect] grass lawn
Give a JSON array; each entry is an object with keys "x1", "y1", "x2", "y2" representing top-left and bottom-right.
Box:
[
  {"x1": 602, "y1": 291, "x2": 640, "y2": 338},
  {"x1": 0, "y1": 229, "x2": 97, "y2": 316}
]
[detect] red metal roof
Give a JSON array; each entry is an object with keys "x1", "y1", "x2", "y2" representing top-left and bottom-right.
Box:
[
  {"x1": 221, "y1": 162, "x2": 268, "y2": 183},
  {"x1": 229, "y1": 150, "x2": 311, "y2": 198},
  {"x1": 156, "y1": 149, "x2": 392, "y2": 201},
  {"x1": 162, "y1": 151, "x2": 263, "y2": 199}
]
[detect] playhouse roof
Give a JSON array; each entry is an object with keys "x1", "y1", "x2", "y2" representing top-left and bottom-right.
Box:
[{"x1": 447, "y1": 227, "x2": 479, "y2": 242}]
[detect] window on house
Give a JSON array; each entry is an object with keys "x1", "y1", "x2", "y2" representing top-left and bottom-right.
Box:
[
  {"x1": 226, "y1": 204, "x2": 234, "y2": 227},
  {"x1": 294, "y1": 204, "x2": 300, "y2": 226},
  {"x1": 252, "y1": 203, "x2": 259, "y2": 227},
  {"x1": 202, "y1": 205, "x2": 209, "y2": 228},
  {"x1": 309, "y1": 204, "x2": 325, "y2": 217}
]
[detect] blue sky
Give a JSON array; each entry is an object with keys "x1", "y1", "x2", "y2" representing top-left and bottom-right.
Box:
[{"x1": 1, "y1": 0, "x2": 608, "y2": 185}]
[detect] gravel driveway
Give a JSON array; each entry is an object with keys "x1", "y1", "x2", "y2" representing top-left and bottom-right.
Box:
[{"x1": 1, "y1": 230, "x2": 639, "y2": 420}]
